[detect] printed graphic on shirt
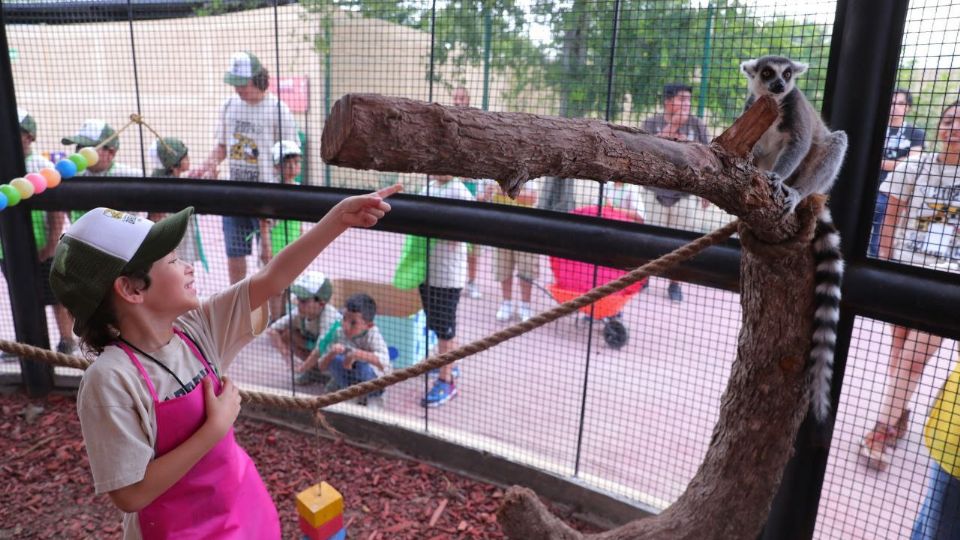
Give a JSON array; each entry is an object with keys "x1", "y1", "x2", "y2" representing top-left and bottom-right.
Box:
[
  {"x1": 168, "y1": 367, "x2": 211, "y2": 400},
  {"x1": 907, "y1": 184, "x2": 960, "y2": 259},
  {"x1": 229, "y1": 128, "x2": 262, "y2": 181}
]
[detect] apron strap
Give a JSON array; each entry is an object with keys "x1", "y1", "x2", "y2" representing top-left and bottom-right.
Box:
[{"x1": 115, "y1": 341, "x2": 161, "y2": 403}]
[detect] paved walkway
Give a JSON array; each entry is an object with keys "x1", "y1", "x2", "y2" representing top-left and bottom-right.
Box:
[{"x1": 1, "y1": 213, "x2": 953, "y2": 539}]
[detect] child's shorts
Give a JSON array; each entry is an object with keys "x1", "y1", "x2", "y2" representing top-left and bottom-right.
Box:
[
  {"x1": 418, "y1": 284, "x2": 461, "y2": 340},
  {"x1": 222, "y1": 215, "x2": 260, "y2": 258}
]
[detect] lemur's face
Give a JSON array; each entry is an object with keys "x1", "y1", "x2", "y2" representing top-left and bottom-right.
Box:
[{"x1": 741, "y1": 56, "x2": 807, "y2": 100}]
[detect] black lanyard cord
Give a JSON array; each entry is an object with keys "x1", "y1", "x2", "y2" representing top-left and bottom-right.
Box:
[{"x1": 119, "y1": 337, "x2": 191, "y2": 395}]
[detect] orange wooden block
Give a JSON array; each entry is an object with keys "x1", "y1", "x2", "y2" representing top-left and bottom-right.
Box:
[{"x1": 296, "y1": 482, "x2": 344, "y2": 528}]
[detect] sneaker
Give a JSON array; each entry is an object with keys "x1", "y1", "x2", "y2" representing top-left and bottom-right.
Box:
[
  {"x1": 466, "y1": 282, "x2": 481, "y2": 299},
  {"x1": 668, "y1": 282, "x2": 683, "y2": 302},
  {"x1": 56, "y1": 340, "x2": 77, "y2": 355},
  {"x1": 295, "y1": 370, "x2": 329, "y2": 386},
  {"x1": 496, "y1": 301, "x2": 514, "y2": 322},
  {"x1": 428, "y1": 365, "x2": 461, "y2": 380},
  {"x1": 422, "y1": 379, "x2": 458, "y2": 407},
  {"x1": 859, "y1": 423, "x2": 896, "y2": 471},
  {"x1": 516, "y1": 303, "x2": 532, "y2": 322}
]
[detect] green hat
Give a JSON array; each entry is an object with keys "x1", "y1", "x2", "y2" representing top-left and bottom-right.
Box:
[
  {"x1": 61, "y1": 119, "x2": 119, "y2": 150},
  {"x1": 151, "y1": 137, "x2": 188, "y2": 170},
  {"x1": 50, "y1": 207, "x2": 194, "y2": 334},
  {"x1": 223, "y1": 51, "x2": 264, "y2": 87},
  {"x1": 18, "y1": 108, "x2": 36, "y2": 137},
  {"x1": 290, "y1": 271, "x2": 333, "y2": 302}
]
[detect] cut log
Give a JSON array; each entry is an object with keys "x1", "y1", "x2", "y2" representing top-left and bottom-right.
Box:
[{"x1": 321, "y1": 93, "x2": 793, "y2": 242}]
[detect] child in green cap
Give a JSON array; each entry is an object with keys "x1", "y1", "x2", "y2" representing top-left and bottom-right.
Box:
[{"x1": 49, "y1": 184, "x2": 401, "y2": 539}]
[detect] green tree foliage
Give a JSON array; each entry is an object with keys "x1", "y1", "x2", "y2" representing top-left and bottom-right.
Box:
[{"x1": 301, "y1": 0, "x2": 834, "y2": 124}]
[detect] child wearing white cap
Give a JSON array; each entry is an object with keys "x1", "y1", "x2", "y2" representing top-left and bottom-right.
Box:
[
  {"x1": 267, "y1": 270, "x2": 340, "y2": 386},
  {"x1": 49, "y1": 184, "x2": 401, "y2": 539},
  {"x1": 266, "y1": 140, "x2": 305, "y2": 318}
]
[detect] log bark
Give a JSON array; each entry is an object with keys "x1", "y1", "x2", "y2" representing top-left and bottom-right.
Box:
[
  {"x1": 496, "y1": 199, "x2": 821, "y2": 540},
  {"x1": 321, "y1": 93, "x2": 826, "y2": 539},
  {"x1": 321, "y1": 92, "x2": 793, "y2": 242}
]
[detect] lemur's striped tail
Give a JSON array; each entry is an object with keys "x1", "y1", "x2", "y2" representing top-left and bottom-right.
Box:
[{"x1": 810, "y1": 207, "x2": 844, "y2": 422}]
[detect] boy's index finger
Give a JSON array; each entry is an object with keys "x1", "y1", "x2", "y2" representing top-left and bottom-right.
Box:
[{"x1": 375, "y1": 183, "x2": 403, "y2": 199}]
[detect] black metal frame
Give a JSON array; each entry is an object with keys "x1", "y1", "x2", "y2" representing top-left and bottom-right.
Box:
[{"x1": 2, "y1": 0, "x2": 954, "y2": 537}]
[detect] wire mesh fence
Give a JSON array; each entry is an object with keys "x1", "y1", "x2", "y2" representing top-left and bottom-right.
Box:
[{"x1": 1, "y1": 1, "x2": 958, "y2": 538}]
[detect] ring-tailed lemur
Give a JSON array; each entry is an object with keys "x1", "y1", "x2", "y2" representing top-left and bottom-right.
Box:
[{"x1": 740, "y1": 55, "x2": 847, "y2": 422}]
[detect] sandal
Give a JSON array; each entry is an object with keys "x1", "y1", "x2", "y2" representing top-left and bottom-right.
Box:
[
  {"x1": 859, "y1": 422, "x2": 897, "y2": 471},
  {"x1": 891, "y1": 409, "x2": 911, "y2": 443}
]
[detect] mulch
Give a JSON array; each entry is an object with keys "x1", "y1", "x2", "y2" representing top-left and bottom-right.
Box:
[{"x1": 0, "y1": 389, "x2": 599, "y2": 539}]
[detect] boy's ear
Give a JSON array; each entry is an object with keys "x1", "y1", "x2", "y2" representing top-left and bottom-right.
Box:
[{"x1": 114, "y1": 276, "x2": 146, "y2": 304}]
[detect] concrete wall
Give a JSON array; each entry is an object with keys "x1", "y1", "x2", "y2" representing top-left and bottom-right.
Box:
[{"x1": 7, "y1": 4, "x2": 510, "y2": 188}]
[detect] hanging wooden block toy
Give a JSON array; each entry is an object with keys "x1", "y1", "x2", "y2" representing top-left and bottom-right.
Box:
[{"x1": 296, "y1": 482, "x2": 346, "y2": 540}]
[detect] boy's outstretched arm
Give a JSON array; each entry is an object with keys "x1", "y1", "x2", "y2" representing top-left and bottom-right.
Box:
[{"x1": 249, "y1": 184, "x2": 402, "y2": 309}]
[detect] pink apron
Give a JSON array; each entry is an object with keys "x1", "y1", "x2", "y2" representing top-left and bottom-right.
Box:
[{"x1": 116, "y1": 329, "x2": 280, "y2": 539}]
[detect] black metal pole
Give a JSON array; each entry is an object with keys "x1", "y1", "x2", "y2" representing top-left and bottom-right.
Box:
[
  {"x1": 761, "y1": 1, "x2": 912, "y2": 538},
  {"x1": 0, "y1": 13, "x2": 54, "y2": 396}
]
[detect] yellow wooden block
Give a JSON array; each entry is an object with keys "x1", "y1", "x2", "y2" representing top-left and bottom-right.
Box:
[{"x1": 296, "y1": 482, "x2": 344, "y2": 528}]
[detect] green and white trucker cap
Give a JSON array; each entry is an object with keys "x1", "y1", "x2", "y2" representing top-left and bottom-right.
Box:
[
  {"x1": 50, "y1": 207, "x2": 194, "y2": 333},
  {"x1": 18, "y1": 108, "x2": 36, "y2": 137},
  {"x1": 290, "y1": 271, "x2": 333, "y2": 302},
  {"x1": 61, "y1": 119, "x2": 119, "y2": 150},
  {"x1": 224, "y1": 51, "x2": 264, "y2": 86}
]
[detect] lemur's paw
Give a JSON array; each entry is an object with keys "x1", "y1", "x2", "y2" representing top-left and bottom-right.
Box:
[
  {"x1": 784, "y1": 189, "x2": 803, "y2": 215},
  {"x1": 765, "y1": 172, "x2": 800, "y2": 216},
  {"x1": 764, "y1": 171, "x2": 784, "y2": 189}
]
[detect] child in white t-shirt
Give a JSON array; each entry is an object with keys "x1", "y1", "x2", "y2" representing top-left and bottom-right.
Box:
[{"x1": 419, "y1": 175, "x2": 475, "y2": 407}]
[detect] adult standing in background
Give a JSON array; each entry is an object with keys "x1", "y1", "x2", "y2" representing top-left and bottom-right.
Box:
[
  {"x1": 869, "y1": 88, "x2": 926, "y2": 258},
  {"x1": 194, "y1": 51, "x2": 299, "y2": 286},
  {"x1": 642, "y1": 83, "x2": 711, "y2": 302},
  {"x1": 451, "y1": 86, "x2": 484, "y2": 298}
]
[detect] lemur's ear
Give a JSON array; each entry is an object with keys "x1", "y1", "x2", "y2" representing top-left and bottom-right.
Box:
[
  {"x1": 740, "y1": 59, "x2": 758, "y2": 77},
  {"x1": 792, "y1": 61, "x2": 809, "y2": 75}
]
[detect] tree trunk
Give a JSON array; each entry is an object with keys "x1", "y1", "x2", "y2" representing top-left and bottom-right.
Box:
[
  {"x1": 496, "y1": 200, "x2": 821, "y2": 539},
  {"x1": 321, "y1": 92, "x2": 826, "y2": 539}
]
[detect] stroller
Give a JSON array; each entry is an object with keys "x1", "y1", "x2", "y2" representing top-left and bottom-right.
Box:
[{"x1": 547, "y1": 205, "x2": 648, "y2": 349}]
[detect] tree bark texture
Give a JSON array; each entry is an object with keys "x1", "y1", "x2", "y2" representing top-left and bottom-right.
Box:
[
  {"x1": 321, "y1": 93, "x2": 825, "y2": 539},
  {"x1": 321, "y1": 92, "x2": 793, "y2": 242},
  {"x1": 496, "y1": 200, "x2": 820, "y2": 540}
]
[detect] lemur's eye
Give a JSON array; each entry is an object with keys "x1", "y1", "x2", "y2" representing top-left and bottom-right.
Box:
[
  {"x1": 783, "y1": 69, "x2": 792, "y2": 80},
  {"x1": 761, "y1": 68, "x2": 773, "y2": 79}
]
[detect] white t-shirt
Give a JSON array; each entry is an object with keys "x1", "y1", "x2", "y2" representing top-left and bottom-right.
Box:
[
  {"x1": 605, "y1": 182, "x2": 646, "y2": 220},
  {"x1": 420, "y1": 179, "x2": 476, "y2": 288},
  {"x1": 25, "y1": 153, "x2": 54, "y2": 173},
  {"x1": 215, "y1": 94, "x2": 298, "y2": 183},
  {"x1": 270, "y1": 303, "x2": 341, "y2": 345},
  {"x1": 83, "y1": 162, "x2": 144, "y2": 178},
  {"x1": 879, "y1": 153, "x2": 960, "y2": 270},
  {"x1": 76, "y1": 279, "x2": 266, "y2": 540}
]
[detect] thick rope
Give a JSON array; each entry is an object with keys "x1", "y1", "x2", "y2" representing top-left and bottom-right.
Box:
[{"x1": 0, "y1": 219, "x2": 740, "y2": 412}]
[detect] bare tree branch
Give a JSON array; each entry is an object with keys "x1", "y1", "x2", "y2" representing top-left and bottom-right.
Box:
[{"x1": 321, "y1": 93, "x2": 793, "y2": 242}]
